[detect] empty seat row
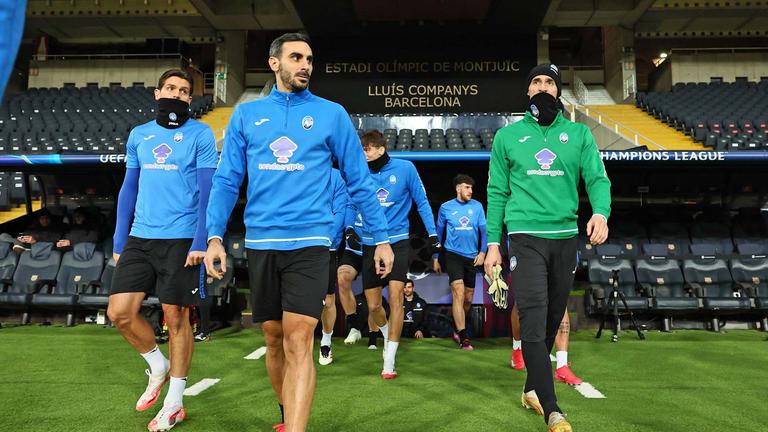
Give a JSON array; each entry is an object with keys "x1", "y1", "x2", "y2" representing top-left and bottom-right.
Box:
[
  {"x1": 587, "y1": 242, "x2": 768, "y2": 331},
  {"x1": 0, "y1": 240, "x2": 234, "y2": 326},
  {"x1": 637, "y1": 79, "x2": 768, "y2": 151}
]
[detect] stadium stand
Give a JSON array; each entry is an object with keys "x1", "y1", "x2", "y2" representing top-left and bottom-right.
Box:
[
  {"x1": 0, "y1": 86, "x2": 213, "y2": 155},
  {"x1": 637, "y1": 80, "x2": 768, "y2": 151}
]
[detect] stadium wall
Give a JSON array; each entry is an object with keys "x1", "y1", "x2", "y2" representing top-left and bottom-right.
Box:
[
  {"x1": 28, "y1": 58, "x2": 182, "y2": 88},
  {"x1": 671, "y1": 51, "x2": 768, "y2": 83}
]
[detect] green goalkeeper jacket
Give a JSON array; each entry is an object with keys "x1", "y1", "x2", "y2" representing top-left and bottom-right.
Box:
[{"x1": 486, "y1": 111, "x2": 611, "y2": 243}]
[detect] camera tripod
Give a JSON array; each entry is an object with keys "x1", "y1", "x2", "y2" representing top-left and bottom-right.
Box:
[{"x1": 596, "y1": 270, "x2": 645, "y2": 342}]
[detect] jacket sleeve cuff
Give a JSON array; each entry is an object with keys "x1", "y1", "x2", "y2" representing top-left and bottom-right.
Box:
[{"x1": 373, "y1": 231, "x2": 390, "y2": 245}]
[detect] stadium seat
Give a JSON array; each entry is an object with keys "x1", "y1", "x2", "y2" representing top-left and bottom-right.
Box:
[
  {"x1": 730, "y1": 243, "x2": 768, "y2": 329},
  {"x1": 607, "y1": 222, "x2": 647, "y2": 257},
  {"x1": 205, "y1": 254, "x2": 234, "y2": 299},
  {"x1": 636, "y1": 243, "x2": 697, "y2": 331},
  {"x1": 587, "y1": 244, "x2": 648, "y2": 314},
  {"x1": 690, "y1": 222, "x2": 734, "y2": 255},
  {"x1": 0, "y1": 243, "x2": 62, "y2": 324},
  {"x1": 649, "y1": 222, "x2": 690, "y2": 256},
  {"x1": 78, "y1": 257, "x2": 115, "y2": 310},
  {"x1": 54, "y1": 242, "x2": 104, "y2": 294},
  {"x1": 683, "y1": 244, "x2": 748, "y2": 331},
  {"x1": 32, "y1": 244, "x2": 101, "y2": 326},
  {"x1": 0, "y1": 241, "x2": 18, "y2": 281},
  {"x1": 225, "y1": 234, "x2": 247, "y2": 269}
]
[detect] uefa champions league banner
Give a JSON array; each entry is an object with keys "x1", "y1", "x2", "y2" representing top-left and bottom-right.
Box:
[
  {"x1": 309, "y1": 35, "x2": 537, "y2": 114},
  {"x1": 2, "y1": 151, "x2": 768, "y2": 166}
]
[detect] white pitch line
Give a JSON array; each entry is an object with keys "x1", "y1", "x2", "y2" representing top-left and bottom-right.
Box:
[
  {"x1": 244, "y1": 346, "x2": 267, "y2": 360},
  {"x1": 573, "y1": 382, "x2": 606, "y2": 399},
  {"x1": 183, "y1": 378, "x2": 220, "y2": 396}
]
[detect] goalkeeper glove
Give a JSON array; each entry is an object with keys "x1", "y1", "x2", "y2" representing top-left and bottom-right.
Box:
[{"x1": 484, "y1": 264, "x2": 508, "y2": 309}]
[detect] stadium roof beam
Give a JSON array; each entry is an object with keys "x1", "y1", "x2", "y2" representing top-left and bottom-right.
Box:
[
  {"x1": 542, "y1": 0, "x2": 654, "y2": 27},
  {"x1": 635, "y1": 5, "x2": 768, "y2": 34},
  {"x1": 24, "y1": 0, "x2": 218, "y2": 42},
  {"x1": 187, "y1": 0, "x2": 303, "y2": 30}
]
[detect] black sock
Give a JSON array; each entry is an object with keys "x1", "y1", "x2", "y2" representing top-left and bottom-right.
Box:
[
  {"x1": 521, "y1": 340, "x2": 561, "y2": 423},
  {"x1": 279, "y1": 403, "x2": 284, "y2": 423},
  {"x1": 465, "y1": 313, "x2": 471, "y2": 335},
  {"x1": 369, "y1": 330, "x2": 379, "y2": 344},
  {"x1": 458, "y1": 328, "x2": 467, "y2": 341},
  {"x1": 346, "y1": 313, "x2": 360, "y2": 330}
]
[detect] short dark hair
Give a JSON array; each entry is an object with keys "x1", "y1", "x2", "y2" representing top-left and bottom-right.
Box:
[
  {"x1": 405, "y1": 279, "x2": 415, "y2": 287},
  {"x1": 157, "y1": 69, "x2": 193, "y2": 90},
  {"x1": 269, "y1": 32, "x2": 311, "y2": 58},
  {"x1": 361, "y1": 129, "x2": 385, "y2": 149},
  {"x1": 453, "y1": 174, "x2": 475, "y2": 187}
]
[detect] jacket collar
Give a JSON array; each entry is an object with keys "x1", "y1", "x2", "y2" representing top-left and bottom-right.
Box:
[{"x1": 268, "y1": 85, "x2": 313, "y2": 106}]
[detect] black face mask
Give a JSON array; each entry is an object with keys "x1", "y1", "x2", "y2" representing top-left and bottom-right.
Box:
[
  {"x1": 367, "y1": 151, "x2": 390, "y2": 173},
  {"x1": 528, "y1": 92, "x2": 560, "y2": 126},
  {"x1": 156, "y1": 98, "x2": 190, "y2": 129}
]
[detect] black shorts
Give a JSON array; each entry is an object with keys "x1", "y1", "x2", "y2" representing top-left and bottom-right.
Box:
[
  {"x1": 327, "y1": 250, "x2": 338, "y2": 295},
  {"x1": 445, "y1": 251, "x2": 478, "y2": 288},
  {"x1": 110, "y1": 237, "x2": 201, "y2": 306},
  {"x1": 362, "y1": 239, "x2": 410, "y2": 290},
  {"x1": 338, "y1": 249, "x2": 362, "y2": 276},
  {"x1": 246, "y1": 246, "x2": 328, "y2": 322}
]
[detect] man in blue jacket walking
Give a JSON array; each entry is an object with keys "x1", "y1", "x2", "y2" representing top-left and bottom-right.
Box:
[
  {"x1": 204, "y1": 33, "x2": 393, "y2": 432},
  {"x1": 358, "y1": 129, "x2": 438, "y2": 379},
  {"x1": 433, "y1": 174, "x2": 487, "y2": 350}
]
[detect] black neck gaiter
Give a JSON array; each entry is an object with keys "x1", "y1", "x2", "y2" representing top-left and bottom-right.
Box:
[
  {"x1": 528, "y1": 92, "x2": 560, "y2": 126},
  {"x1": 368, "y1": 151, "x2": 390, "y2": 173},
  {"x1": 156, "y1": 98, "x2": 190, "y2": 129}
]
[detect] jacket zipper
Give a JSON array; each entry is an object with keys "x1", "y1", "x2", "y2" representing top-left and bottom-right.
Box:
[{"x1": 284, "y1": 95, "x2": 290, "y2": 128}]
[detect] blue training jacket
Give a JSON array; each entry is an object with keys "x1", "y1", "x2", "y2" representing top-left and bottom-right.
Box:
[
  {"x1": 436, "y1": 198, "x2": 488, "y2": 259},
  {"x1": 359, "y1": 158, "x2": 436, "y2": 246},
  {"x1": 330, "y1": 168, "x2": 348, "y2": 251},
  {"x1": 207, "y1": 86, "x2": 389, "y2": 250}
]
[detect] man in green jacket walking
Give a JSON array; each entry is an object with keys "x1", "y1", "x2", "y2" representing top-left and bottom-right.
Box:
[{"x1": 484, "y1": 63, "x2": 611, "y2": 432}]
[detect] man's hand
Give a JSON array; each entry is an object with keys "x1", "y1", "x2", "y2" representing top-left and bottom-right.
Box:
[
  {"x1": 484, "y1": 245, "x2": 502, "y2": 281},
  {"x1": 373, "y1": 243, "x2": 394, "y2": 279},
  {"x1": 56, "y1": 239, "x2": 71, "y2": 248},
  {"x1": 203, "y1": 238, "x2": 228, "y2": 280},
  {"x1": 473, "y1": 251, "x2": 486, "y2": 267},
  {"x1": 414, "y1": 330, "x2": 424, "y2": 339},
  {"x1": 586, "y1": 214, "x2": 609, "y2": 245},
  {"x1": 113, "y1": 252, "x2": 120, "y2": 263},
  {"x1": 17, "y1": 235, "x2": 31, "y2": 243},
  {"x1": 432, "y1": 258, "x2": 442, "y2": 273},
  {"x1": 185, "y1": 250, "x2": 205, "y2": 267}
]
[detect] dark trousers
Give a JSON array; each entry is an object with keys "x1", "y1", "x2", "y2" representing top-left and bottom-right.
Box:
[{"x1": 508, "y1": 234, "x2": 577, "y2": 422}]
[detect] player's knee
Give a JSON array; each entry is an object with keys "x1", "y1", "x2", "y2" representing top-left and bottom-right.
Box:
[
  {"x1": 164, "y1": 310, "x2": 188, "y2": 334},
  {"x1": 283, "y1": 329, "x2": 312, "y2": 357},
  {"x1": 464, "y1": 289, "x2": 474, "y2": 304},
  {"x1": 324, "y1": 295, "x2": 336, "y2": 310},
  {"x1": 367, "y1": 301, "x2": 382, "y2": 313},
  {"x1": 451, "y1": 282, "x2": 464, "y2": 296},
  {"x1": 337, "y1": 268, "x2": 353, "y2": 284},
  {"x1": 107, "y1": 303, "x2": 132, "y2": 328}
]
